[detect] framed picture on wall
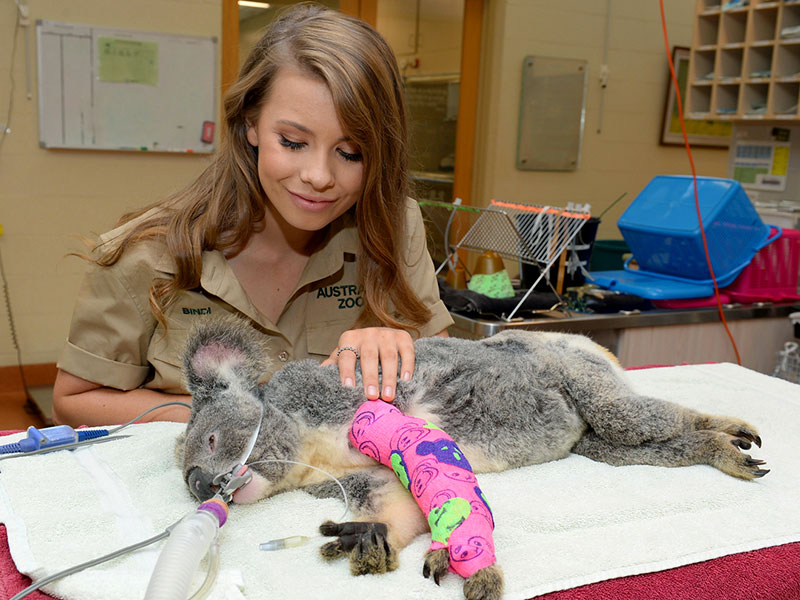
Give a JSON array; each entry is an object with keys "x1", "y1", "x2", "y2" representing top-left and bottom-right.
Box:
[{"x1": 660, "y1": 46, "x2": 732, "y2": 148}]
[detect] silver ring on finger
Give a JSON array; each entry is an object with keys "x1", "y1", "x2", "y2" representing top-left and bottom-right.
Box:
[{"x1": 336, "y1": 346, "x2": 360, "y2": 360}]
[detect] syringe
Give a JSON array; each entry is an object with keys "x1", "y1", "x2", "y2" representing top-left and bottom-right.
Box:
[{"x1": 259, "y1": 535, "x2": 312, "y2": 551}]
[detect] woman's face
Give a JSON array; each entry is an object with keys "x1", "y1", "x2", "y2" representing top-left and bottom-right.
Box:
[{"x1": 246, "y1": 68, "x2": 365, "y2": 235}]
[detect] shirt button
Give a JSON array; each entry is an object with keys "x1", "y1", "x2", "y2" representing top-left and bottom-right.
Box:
[{"x1": 278, "y1": 351, "x2": 289, "y2": 362}]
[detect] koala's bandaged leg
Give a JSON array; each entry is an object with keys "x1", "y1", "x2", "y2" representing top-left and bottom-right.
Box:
[{"x1": 349, "y1": 400, "x2": 496, "y2": 578}]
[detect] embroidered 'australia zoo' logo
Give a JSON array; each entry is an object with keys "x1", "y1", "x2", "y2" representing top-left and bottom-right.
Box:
[{"x1": 316, "y1": 284, "x2": 364, "y2": 309}]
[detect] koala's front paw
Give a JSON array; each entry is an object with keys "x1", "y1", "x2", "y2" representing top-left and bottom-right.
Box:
[
  {"x1": 422, "y1": 547, "x2": 450, "y2": 584},
  {"x1": 319, "y1": 520, "x2": 398, "y2": 575},
  {"x1": 463, "y1": 564, "x2": 505, "y2": 600}
]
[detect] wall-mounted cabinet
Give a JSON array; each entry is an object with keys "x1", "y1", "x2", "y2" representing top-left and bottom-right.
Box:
[{"x1": 688, "y1": 0, "x2": 800, "y2": 120}]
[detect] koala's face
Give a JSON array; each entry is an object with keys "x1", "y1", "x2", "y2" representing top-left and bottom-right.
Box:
[
  {"x1": 180, "y1": 315, "x2": 280, "y2": 503},
  {"x1": 182, "y1": 386, "x2": 264, "y2": 501}
]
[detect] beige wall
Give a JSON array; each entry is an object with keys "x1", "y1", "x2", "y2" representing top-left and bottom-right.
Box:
[
  {"x1": 473, "y1": 0, "x2": 729, "y2": 240},
  {"x1": 0, "y1": 0, "x2": 219, "y2": 366},
  {"x1": 239, "y1": 0, "x2": 339, "y2": 65},
  {"x1": 377, "y1": 0, "x2": 463, "y2": 76},
  {"x1": 0, "y1": 0, "x2": 732, "y2": 368}
]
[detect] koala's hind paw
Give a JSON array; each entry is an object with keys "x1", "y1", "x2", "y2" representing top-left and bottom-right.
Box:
[
  {"x1": 422, "y1": 548, "x2": 450, "y2": 585},
  {"x1": 463, "y1": 564, "x2": 505, "y2": 600},
  {"x1": 318, "y1": 520, "x2": 398, "y2": 575},
  {"x1": 701, "y1": 416, "x2": 762, "y2": 448},
  {"x1": 734, "y1": 426, "x2": 762, "y2": 448},
  {"x1": 713, "y1": 432, "x2": 770, "y2": 480}
]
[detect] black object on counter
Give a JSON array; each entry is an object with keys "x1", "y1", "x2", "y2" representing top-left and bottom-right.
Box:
[
  {"x1": 438, "y1": 277, "x2": 653, "y2": 318},
  {"x1": 438, "y1": 278, "x2": 561, "y2": 319}
]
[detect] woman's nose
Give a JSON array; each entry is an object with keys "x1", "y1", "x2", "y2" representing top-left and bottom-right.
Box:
[{"x1": 300, "y1": 151, "x2": 335, "y2": 191}]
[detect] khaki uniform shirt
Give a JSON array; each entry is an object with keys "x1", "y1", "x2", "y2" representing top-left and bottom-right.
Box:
[{"x1": 58, "y1": 199, "x2": 453, "y2": 394}]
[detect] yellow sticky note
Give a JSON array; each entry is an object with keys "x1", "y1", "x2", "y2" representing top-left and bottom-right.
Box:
[{"x1": 772, "y1": 146, "x2": 789, "y2": 176}]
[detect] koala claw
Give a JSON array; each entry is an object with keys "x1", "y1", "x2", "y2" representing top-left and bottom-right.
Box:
[
  {"x1": 731, "y1": 437, "x2": 752, "y2": 450},
  {"x1": 744, "y1": 456, "x2": 770, "y2": 477},
  {"x1": 737, "y1": 428, "x2": 762, "y2": 448},
  {"x1": 422, "y1": 548, "x2": 449, "y2": 585},
  {"x1": 718, "y1": 434, "x2": 769, "y2": 480}
]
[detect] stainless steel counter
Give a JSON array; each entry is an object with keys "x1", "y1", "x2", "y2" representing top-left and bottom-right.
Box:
[
  {"x1": 448, "y1": 302, "x2": 799, "y2": 338},
  {"x1": 448, "y1": 302, "x2": 799, "y2": 373}
]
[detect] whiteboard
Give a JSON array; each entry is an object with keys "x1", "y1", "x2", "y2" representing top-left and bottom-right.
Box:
[{"x1": 36, "y1": 20, "x2": 217, "y2": 154}]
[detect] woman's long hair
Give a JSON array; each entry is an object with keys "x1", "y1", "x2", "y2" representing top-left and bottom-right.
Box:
[{"x1": 94, "y1": 2, "x2": 432, "y2": 332}]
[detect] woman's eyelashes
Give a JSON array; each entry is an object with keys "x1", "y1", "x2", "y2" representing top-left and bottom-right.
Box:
[
  {"x1": 337, "y1": 148, "x2": 363, "y2": 162},
  {"x1": 279, "y1": 134, "x2": 304, "y2": 151},
  {"x1": 278, "y1": 134, "x2": 362, "y2": 162}
]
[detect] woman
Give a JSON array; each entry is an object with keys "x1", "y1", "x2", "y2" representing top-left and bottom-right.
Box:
[{"x1": 52, "y1": 3, "x2": 453, "y2": 427}]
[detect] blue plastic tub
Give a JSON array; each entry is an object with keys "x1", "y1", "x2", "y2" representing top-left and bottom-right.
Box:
[
  {"x1": 618, "y1": 176, "x2": 770, "y2": 281},
  {"x1": 588, "y1": 270, "x2": 716, "y2": 300}
]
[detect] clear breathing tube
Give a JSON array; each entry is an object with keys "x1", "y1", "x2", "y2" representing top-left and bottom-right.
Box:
[
  {"x1": 142, "y1": 457, "x2": 350, "y2": 599},
  {"x1": 141, "y1": 457, "x2": 350, "y2": 600},
  {"x1": 142, "y1": 402, "x2": 264, "y2": 600},
  {"x1": 143, "y1": 498, "x2": 228, "y2": 600},
  {"x1": 11, "y1": 402, "x2": 351, "y2": 600}
]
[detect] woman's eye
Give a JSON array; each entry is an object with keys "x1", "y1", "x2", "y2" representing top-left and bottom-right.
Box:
[
  {"x1": 279, "y1": 135, "x2": 305, "y2": 150},
  {"x1": 337, "y1": 148, "x2": 363, "y2": 162}
]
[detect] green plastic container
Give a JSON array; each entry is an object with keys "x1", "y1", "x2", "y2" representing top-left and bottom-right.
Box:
[{"x1": 589, "y1": 240, "x2": 630, "y2": 271}]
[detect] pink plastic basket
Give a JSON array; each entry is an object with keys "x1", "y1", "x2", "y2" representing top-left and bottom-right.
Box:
[{"x1": 724, "y1": 227, "x2": 800, "y2": 303}]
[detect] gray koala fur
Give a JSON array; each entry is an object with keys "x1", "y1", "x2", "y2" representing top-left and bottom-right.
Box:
[{"x1": 180, "y1": 316, "x2": 767, "y2": 600}]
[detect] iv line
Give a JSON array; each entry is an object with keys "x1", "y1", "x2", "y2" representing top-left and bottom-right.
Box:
[{"x1": 247, "y1": 458, "x2": 350, "y2": 551}]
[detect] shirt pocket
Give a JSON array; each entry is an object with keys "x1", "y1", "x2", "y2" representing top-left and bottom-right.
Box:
[
  {"x1": 305, "y1": 318, "x2": 355, "y2": 358},
  {"x1": 146, "y1": 325, "x2": 190, "y2": 394}
]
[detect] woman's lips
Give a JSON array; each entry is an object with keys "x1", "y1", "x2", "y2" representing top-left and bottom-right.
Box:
[{"x1": 289, "y1": 191, "x2": 336, "y2": 211}]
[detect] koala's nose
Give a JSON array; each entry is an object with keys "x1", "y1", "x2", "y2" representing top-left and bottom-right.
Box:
[{"x1": 187, "y1": 466, "x2": 217, "y2": 501}]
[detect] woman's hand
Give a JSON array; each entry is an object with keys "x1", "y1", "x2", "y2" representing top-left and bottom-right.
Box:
[{"x1": 321, "y1": 327, "x2": 415, "y2": 402}]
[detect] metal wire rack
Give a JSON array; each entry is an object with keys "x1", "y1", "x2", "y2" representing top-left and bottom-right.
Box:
[
  {"x1": 773, "y1": 341, "x2": 800, "y2": 385},
  {"x1": 428, "y1": 199, "x2": 592, "y2": 321}
]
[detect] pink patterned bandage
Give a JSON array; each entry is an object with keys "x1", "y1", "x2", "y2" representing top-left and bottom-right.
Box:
[{"x1": 349, "y1": 400, "x2": 496, "y2": 579}]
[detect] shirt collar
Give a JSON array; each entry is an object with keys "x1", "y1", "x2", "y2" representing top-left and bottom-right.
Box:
[
  {"x1": 296, "y1": 209, "x2": 360, "y2": 289},
  {"x1": 152, "y1": 211, "x2": 360, "y2": 323}
]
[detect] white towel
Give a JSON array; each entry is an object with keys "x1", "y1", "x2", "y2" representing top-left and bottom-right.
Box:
[{"x1": 1, "y1": 362, "x2": 799, "y2": 600}]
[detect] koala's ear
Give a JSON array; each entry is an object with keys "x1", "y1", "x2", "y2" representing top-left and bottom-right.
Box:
[{"x1": 182, "y1": 315, "x2": 270, "y2": 403}]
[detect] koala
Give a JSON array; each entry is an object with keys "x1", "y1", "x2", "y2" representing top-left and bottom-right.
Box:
[{"x1": 180, "y1": 316, "x2": 767, "y2": 600}]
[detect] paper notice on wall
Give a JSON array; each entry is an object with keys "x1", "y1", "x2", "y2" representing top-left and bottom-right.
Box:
[
  {"x1": 731, "y1": 141, "x2": 789, "y2": 191},
  {"x1": 98, "y1": 37, "x2": 158, "y2": 86}
]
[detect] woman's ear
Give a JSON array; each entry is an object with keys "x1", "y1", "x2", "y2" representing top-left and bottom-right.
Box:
[{"x1": 246, "y1": 121, "x2": 258, "y2": 147}]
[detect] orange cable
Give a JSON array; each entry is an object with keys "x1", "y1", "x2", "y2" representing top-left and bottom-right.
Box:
[{"x1": 658, "y1": 0, "x2": 742, "y2": 365}]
